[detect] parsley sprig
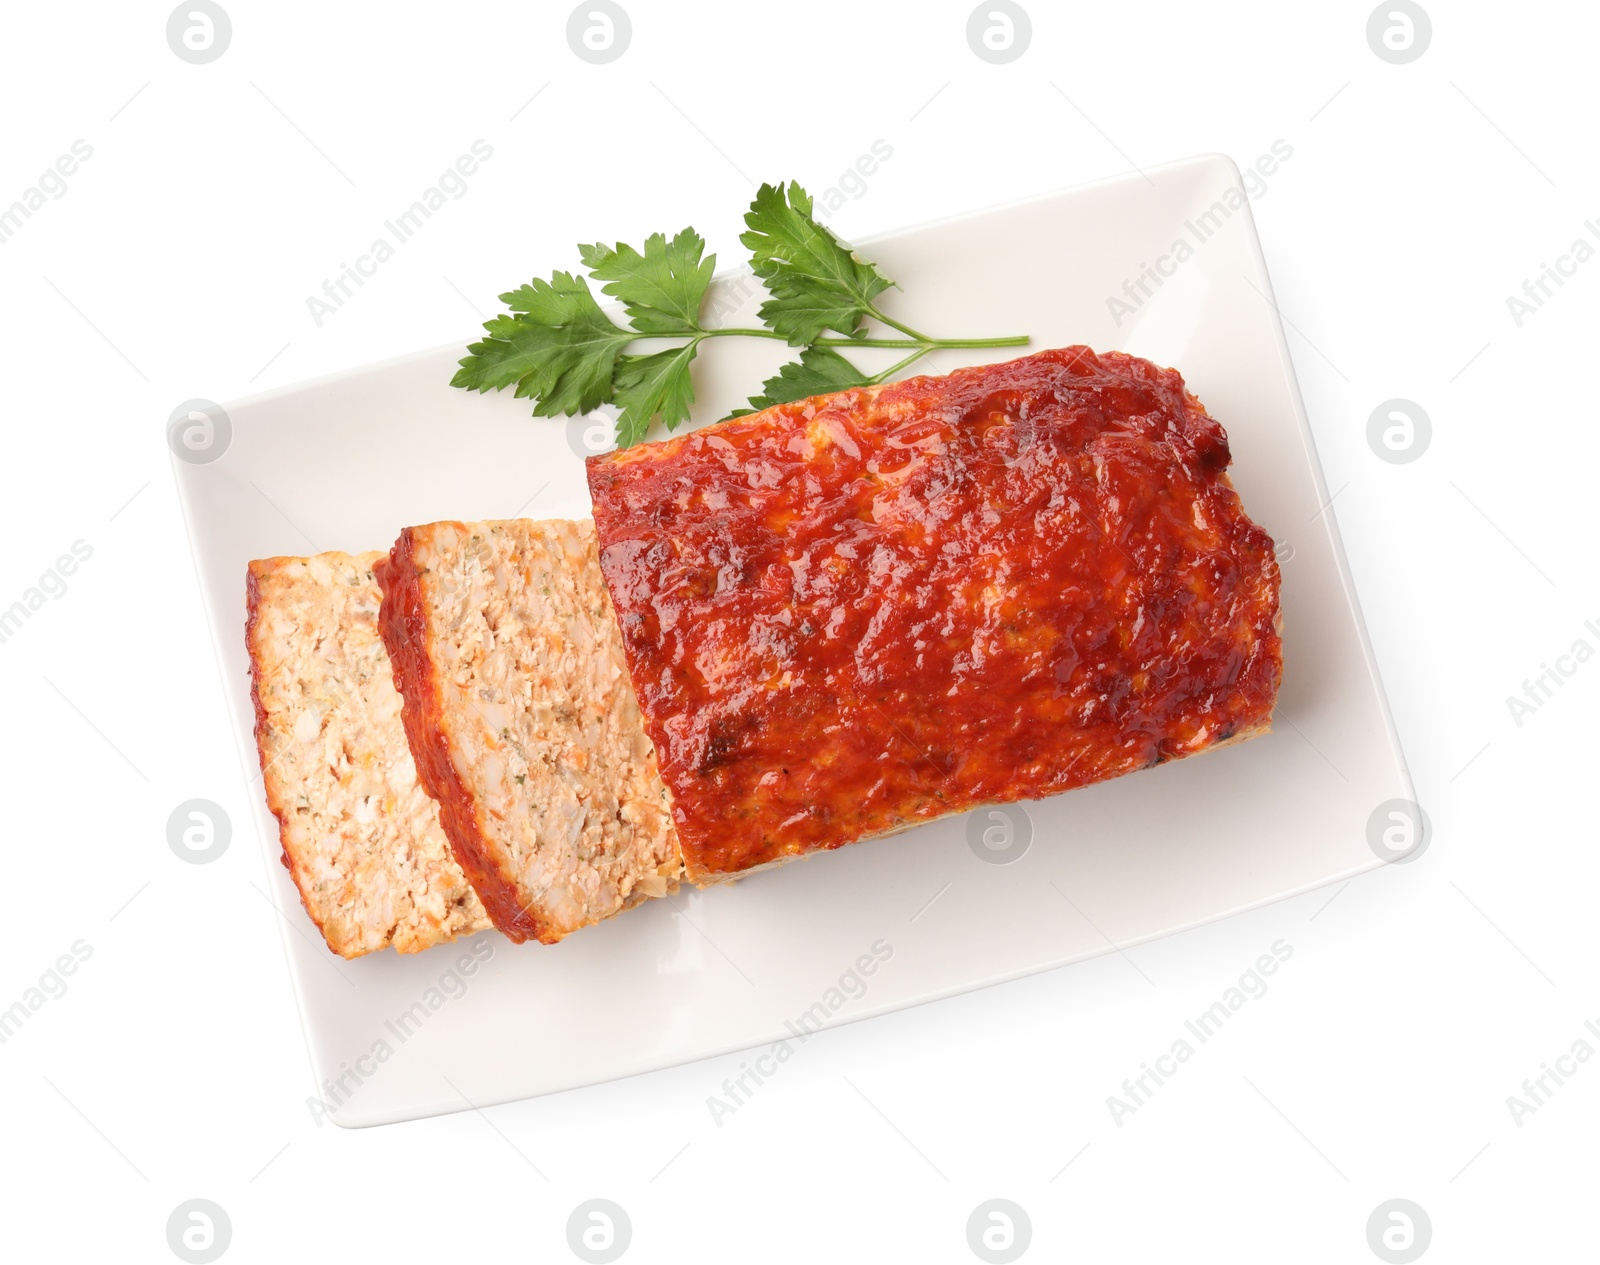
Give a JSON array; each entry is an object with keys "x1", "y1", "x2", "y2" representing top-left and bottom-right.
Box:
[{"x1": 451, "y1": 181, "x2": 1029, "y2": 449}]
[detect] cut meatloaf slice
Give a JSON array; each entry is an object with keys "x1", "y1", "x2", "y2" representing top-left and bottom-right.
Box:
[
  {"x1": 246, "y1": 552, "x2": 492, "y2": 958},
  {"x1": 587, "y1": 345, "x2": 1283, "y2": 880},
  {"x1": 375, "y1": 519, "x2": 682, "y2": 944}
]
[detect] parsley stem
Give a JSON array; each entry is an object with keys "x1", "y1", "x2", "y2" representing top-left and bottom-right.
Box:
[
  {"x1": 862, "y1": 305, "x2": 1031, "y2": 350},
  {"x1": 915, "y1": 335, "x2": 1032, "y2": 349},
  {"x1": 694, "y1": 327, "x2": 1028, "y2": 350},
  {"x1": 866, "y1": 348, "x2": 934, "y2": 385},
  {"x1": 817, "y1": 335, "x2": 1031, "y2": 349},
  {"x1": 865, "y1": 306, "x2": 934, "y2": 343},
  {"x1": 694, "y1": 327, "x2": 788, "y2": 341}
]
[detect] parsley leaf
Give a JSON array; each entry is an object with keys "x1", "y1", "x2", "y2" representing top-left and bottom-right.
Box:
[
  {"x1": 579, "y1": 229, "x2": 715, "y2": 335},
  {"x1": 727, "y1": 345, "x2": 872, "y2": 417},
  {"x1": 613, "y1": 344, "x2": 700, "y2": 447},
  {"x1": 740, "y1": 181, "x2": 894, "y2": 344},
  {"x1": 452, "y1": 271, "x2": 633, "y2": 417},
  {"x1": 449, "y1": 314, "x2": 553, "y2": 394},
  {"x1": 451, "y1": 183, "x2": 1028, "y2": 449}
]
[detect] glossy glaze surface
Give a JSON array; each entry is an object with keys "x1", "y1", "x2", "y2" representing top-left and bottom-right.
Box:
[{"x1": 589, "y1": 347, "x2": 1282, "y2": 876}]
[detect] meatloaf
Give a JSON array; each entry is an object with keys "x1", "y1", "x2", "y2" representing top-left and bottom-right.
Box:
[
  {"x1": 245, "y1": 552, "x2": 492, "y2": 957},
  {"x1": 375, "y1": 519, "x2": 682, "y2": 944},
  {"x1": 586, "y1": 346, "x2": 1283, "y2": 879}
]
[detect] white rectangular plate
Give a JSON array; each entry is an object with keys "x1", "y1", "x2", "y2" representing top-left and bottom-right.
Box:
[{"x1": 173, "y1": 154, "x2": 1413, "y2": 1127}]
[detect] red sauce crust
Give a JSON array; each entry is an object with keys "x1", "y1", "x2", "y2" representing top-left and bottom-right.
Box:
[
  {"x1": 587, "y1": 347, "x2": 1282, "y2": 878},
  {"x1": 374, "y1": 534, "x2": 542, "y2": 943}
]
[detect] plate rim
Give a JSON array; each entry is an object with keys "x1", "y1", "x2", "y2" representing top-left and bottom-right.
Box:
[{"x1": 168, "y1": 151, "x2": 1417, "y2": 1127}]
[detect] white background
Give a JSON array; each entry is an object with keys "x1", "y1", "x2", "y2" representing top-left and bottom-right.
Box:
[{"x1": 1, "y1": 1, "x2": 1593, "y2": 1261}]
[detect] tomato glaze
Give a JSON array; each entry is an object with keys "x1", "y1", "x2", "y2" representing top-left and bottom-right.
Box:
[{"x1": 587, "y1": 347, "x2": 1281, "y2": 876}]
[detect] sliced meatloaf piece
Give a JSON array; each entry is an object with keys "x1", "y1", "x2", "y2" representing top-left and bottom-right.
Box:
[
  {"x1": 587, "y1": 346, "x2": 1283, "y2": 880},
  {"x1": 375, "y1": 519, "x2": 682, "y2": 944},
  {"x1": 246, "y1": 551, "x2": 492, "y2": 958}
]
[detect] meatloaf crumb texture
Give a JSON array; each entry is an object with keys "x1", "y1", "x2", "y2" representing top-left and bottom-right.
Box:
[
  {"x1": 376, "y1": 519, "x2": 682, "y2": 944},
  {"x1": 245, "y1": 551, "x2": 492, "y2": 958}
]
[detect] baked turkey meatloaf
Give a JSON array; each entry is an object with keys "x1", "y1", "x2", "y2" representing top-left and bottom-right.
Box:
[
  {"x1": 375, "y1": 518, "x2": 682, "y2": 945},
  {"x1": 245, "y1": 552, "x2": 492, "y2": 957},
  {"x1": 586, "y1": 346, "x2": 1283, "y2": 880}
]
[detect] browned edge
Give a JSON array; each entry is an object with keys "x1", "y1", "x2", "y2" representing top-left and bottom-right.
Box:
[{"x1": 374, "y1": 529, "x2": 543, "y2": 944}]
